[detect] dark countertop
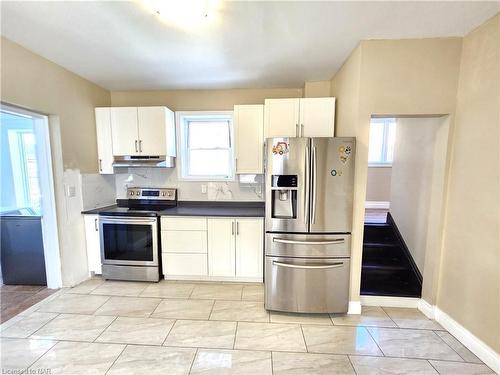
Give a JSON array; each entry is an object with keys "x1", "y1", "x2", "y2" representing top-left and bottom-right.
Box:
[
  {"x1": 82, "y1": 201, "x2": 265, "y2": 217},
  {"x1": 81, "y1": 205, "x2": 118, "y2": 215}
]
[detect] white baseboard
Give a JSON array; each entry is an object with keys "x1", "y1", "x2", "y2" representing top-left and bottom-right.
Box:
[
  {"x1": 431, "y1": 306, "x2": 499, "y2": 374},
  {"x1": 365, "y1": 201, "x2": 390, "y2": 209},
  {"x1": 360, "y1": 295, "x2": 419, "y2": 308},
  {"x1": 348, "y1": 301, "x2": 361, "y2": 314},
  {"x1": 417, "y1": 299, "x2": 435, "y2": 319}
]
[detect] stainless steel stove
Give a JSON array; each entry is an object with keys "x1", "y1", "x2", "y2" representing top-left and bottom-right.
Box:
[{"x1": 98, "y1": 187, "x2": 176, "y2": 282}]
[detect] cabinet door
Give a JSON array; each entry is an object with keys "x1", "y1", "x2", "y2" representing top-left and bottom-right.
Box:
[
  {"x1": 83, "y1": 215, "x2": 102, "y2": 275},
  {"x1": 235, "y1": 218, "x2": 263, "y2": 279},
  {"x1": 264, "y1": 98, "x2": 300, "y2": 138},
  {"x1": 207, "y1": 218, "x2": 235, "y2": 277},
  {"x1": 95, "y1": 108, "x2": 114, "y2": 174},
  {"x1": 137, "y1": 107, "x2": 167, "y2": 156},
  {"x1": 234, "y1": 105, "x2": 264, "y2": 174},
  {"x1": 299, "y1": 97, "x2": 336, "y2": 137},
  {"x1": 110, "y1": 107, "x2": 139, "y2": 156}
]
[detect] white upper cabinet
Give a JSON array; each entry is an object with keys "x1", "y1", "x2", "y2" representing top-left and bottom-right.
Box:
[
  {"x1": 264, "y1": 98, "x2": 300, "y2": 138},
  {"x1": 299, "y1": 97, "x2": 336, "y2": 137},
  {"x1": 110, "y1": 106, "x2": 176, "y2": 157},
  {"x1": 234, "y1": 104, "x2": 264, "y2": 174},
  {"x1": 137, "y1": 107, "x2": 176, "y2": 157},
  {"x1": 264, "y1": 97, "x2": 335, "y2": 138},
  {"x1": 111, "y1": 107, "x2": 139, "y2": 156},
  {"x1": 94, "y1": 108, "x2": 114, "y2": 174}
]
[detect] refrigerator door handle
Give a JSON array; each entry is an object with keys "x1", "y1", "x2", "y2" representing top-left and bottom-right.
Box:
[
  {"x1": 273, "y1": 261, "x2": 345, "y2": 269},
  {"x1": 304, "y1": 146, "x2": 309, "y2": 224},
  {"x1": 311, "y1": 146, "x2": 317, "y2": 224},
  {"x1": 273, "y1": 238, "x2": 345, "y2": 245}
]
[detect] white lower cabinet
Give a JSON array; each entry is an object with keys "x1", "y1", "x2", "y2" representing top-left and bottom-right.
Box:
[
  {"x1": 161, "y1": 216, "x2": 263, "y2": 281},
  {"x1": 208, "y1": 218, "x2": 236, "y2": 277},
  {"x1": 83, "y1": 214, "x2": 102, "y2": 275},
  {"x1": 235, "y1": 218, "x2": 264, "y2": 278}
]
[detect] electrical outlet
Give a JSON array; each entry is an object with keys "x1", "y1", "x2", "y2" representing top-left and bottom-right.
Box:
[
  {"x1": 66, "y1": 185, "x2": 76, "y2": 198},
  {"x1": 201, "y1": 184, "x2": 207, "y2": 194}
]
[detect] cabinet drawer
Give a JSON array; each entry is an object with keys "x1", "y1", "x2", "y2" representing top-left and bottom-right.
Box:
[
  {"x1": 161, "y1": 217, "x2": 207, "y2": 231},
  {"x1": 161, "y1": 231, "x2": 207, "y2": 253},
  {"x1": 162, "y1": 253, "x2": 207, "y2": 276}
]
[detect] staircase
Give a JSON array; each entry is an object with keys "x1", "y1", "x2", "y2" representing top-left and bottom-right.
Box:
[{"x1": 361, "y1": 214, "x2": 422, "y2": 297}]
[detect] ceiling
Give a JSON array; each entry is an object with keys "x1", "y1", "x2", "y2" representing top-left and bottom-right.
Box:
[{"x1": 1, "y1": 1, "x2": 498, "y2": 91}]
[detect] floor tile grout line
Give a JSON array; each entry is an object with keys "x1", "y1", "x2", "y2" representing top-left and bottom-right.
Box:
[
  {"x1": 26, "y1": 312, "x2": 61, "y2": 338},
  {"x1": 207, "y1": 299, "x2": 216, "y2": 321},
  {"x1": 347, "y1": 354, "x2": 359, "y2": 375},
  {"x1": 25, "y1": 339, "x2": 60, "y2": 372},
  {"x1": 232, "y1": 321, "x2": 239, "y2": 349},
  {"x1": 431, "y1": 329, "x2": 467, "y2": 363},
  {"x1": 299, "y1": 324, "x2": 309, "y2": 353},
  {"x1": 187, "y1": 347, "x2": 199, "y2": 375},
  {"x1": 433, "y1": 330, "x2": 484, "y2": 365},
  {"x1": 270, "y1": 351, "x2": 274, "y2": 375},
  {"x1": 104, "y1": 342, "x2": 128, "y2": 375},
  {"x1": 364, "y1": 325, "x2": 386, "y2": 357},
  {"x1": 93, "y1": 315, "x2": 119, "y2": 343},
  {"x1": 161, "y1": 318, "x2": 177, "y2": 346}
]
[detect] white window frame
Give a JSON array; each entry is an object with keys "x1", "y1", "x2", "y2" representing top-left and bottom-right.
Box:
[
  {"x1": 368, "y1": 117, "x2": 396, "y2": 167},
  {"x1": 177, "y1": 111, "x2": 234, "y2": 181}
]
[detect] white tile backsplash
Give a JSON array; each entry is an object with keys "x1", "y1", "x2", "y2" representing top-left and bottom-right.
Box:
[
  {"x1": 114, "y1": 168, "x2": 264, "y2": 201},
  {"x1": 81, "y1": 173, "x2": 116, "y2": 210}
]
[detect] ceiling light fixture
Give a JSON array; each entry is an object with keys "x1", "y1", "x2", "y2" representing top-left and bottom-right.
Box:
[{"x1": 140, "y1": 0, "x2": 219, "y2": 29}]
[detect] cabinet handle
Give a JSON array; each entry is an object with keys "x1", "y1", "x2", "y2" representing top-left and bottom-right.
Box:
[
  {"x1": 99, "y1": 159, "x2": 102, "y2": 172},
  {"x1": 134, "y1": 140, "x2": 138, "y2": 152},
  {"x1": 301, "y1": 124, "x2": 304, "y2": 137},
  {"x1": 139, "y1": 140, "x2": 142, "y2": 153},
  {"x1": 295, "y1": 123, "x2": 299, "y2": 137},
  {"x1": 231, "y1": 222, "x2": 235, "y2": 235},
  {"x1": 94, "y1": 218, "x2": 98, "y2": 231},
  {"x1": 236, "y1": 222, "x2": 239, "y2": 235},
  {"x1": 235, "y1": 158, "x2": 237, "y2": 172}
]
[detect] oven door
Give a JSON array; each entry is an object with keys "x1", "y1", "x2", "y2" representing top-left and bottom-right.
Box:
[{"x1": 99, "y1": 216, "x2": 158, "y2": 267}]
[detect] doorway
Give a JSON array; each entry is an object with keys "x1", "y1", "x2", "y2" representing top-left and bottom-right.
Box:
[
  {"x1": 362, "y1": 116, "x2": 450, "y2": 298},
  {"x1": 0, "y1": 105, "x2": 61, "y2": 321}
]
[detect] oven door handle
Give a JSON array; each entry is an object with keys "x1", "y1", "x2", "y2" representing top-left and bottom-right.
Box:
[
  {"x1": 273, "y1": 261, "x2": 344, "y2": 269},
  {"x1": 273, "y1": 238, "x2": 345, "y2": 245},
  {"x1": 99, "y1": 216, "x2": 157, "y2": 224}
]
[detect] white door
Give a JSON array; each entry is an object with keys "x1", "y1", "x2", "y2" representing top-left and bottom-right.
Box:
[
  {"x1": 235, "y1": 218, "x2": 263, "y2": 279},
  {"x1": 299, "y1": 97, "x2": 336, "y2": 137},
  {"x1": 83, "y1": 215, "x2": 102, "y2": 275},
  {"x1": 137, "y1": 107, "x2": 167, "y2": 156},
  {"x1": 110, "y1": 107, "x2": 139, "y2": 155},
  {"x1": 94, "y1": 108, "x2": 114, "y2": 174},
  {"x1": 208, "y1": 218, "x2": 235, "y2": 277},
  {"x1": 234, "y1": 104, "x2": 264, "y2": 174},
  {"x1": 264, "y1": 98, "x2": 300, "y2": 138}
]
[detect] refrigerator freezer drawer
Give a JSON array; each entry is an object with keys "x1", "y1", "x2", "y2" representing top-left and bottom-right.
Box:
[
  {"x1": 265, "y1": 233, "x2": 350, "y2": 258},
  {"x1": 265, "y1": 256, "x2": 350, "y2": 313}
]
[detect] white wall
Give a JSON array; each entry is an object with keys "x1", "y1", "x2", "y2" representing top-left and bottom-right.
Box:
[
  {"x1": 366, "y1": 167, "x2": 392, "y2": 202},
  {"x1": 389, "y1": 117, "x2": 448, "y2": 274}
]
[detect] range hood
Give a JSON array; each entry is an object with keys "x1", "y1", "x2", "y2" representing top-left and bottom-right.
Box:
[{"x1": 112, "y1": 155, "x2": 175, "y2": 168}]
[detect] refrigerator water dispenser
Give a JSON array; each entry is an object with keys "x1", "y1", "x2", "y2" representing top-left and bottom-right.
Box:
[{"x1": 271, "y1": 175, "x2": 298, "y2": 219}]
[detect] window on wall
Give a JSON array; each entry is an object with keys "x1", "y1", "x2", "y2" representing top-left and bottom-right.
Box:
[
  {"x1": 368, "y1": 118, "x2": 396, "y2": 166},
  {"x1": 179, "y1": 112, "x2": 234, "y2": 180}
]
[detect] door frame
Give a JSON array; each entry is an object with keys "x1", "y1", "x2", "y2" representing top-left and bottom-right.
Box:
[{"x1": 1, "y1": 103, "x2": 63, "y2": 288}]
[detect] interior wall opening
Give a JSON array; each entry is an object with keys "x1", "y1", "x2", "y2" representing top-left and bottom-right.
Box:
[{"x1": 362, "y1": 115, "x2": 450, "y2": 299}]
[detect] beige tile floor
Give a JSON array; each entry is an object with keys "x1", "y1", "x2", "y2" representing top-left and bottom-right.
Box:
[{"x1": 0, "y1": 278, "x2": 494, "y2": 374}]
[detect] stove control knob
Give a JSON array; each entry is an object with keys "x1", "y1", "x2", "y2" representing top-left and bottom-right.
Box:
[
  {"x1": 161, "y1": 192, "x2": 166, "y2": 196},
  {"x1": 129, "y1": 191, "x2": 134, "y2": 196}
]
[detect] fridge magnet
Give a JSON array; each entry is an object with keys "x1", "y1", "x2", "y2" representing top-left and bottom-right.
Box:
[{"x1": 272, "y1": 142, "x2": 289, "y2": 155}]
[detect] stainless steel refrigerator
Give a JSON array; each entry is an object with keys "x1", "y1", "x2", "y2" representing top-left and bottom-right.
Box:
[{"x1": 264, "y1": 137, "x2": 355, "y2": 313}]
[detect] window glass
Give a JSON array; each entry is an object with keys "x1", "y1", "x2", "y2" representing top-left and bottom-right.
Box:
[
  {"x1": 368, "y1": 118, "x2": 396, "y2": 165},
  {"x1": 180, "y1": 113, "x2": 233, "y2": 180}
]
